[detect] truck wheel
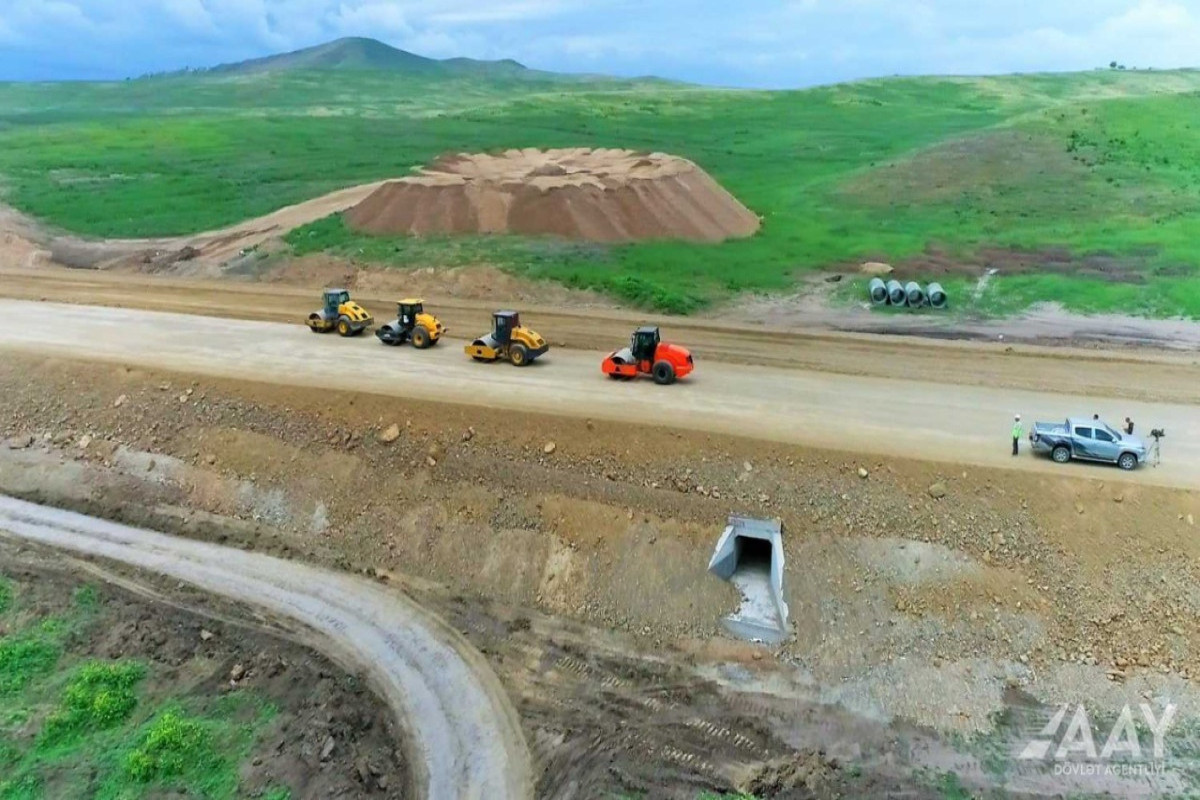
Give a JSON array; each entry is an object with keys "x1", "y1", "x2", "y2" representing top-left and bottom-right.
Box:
[
  {"x1": 509, "y1": 344, "x2": 529, "y2": 366},
  {"x1": 1052, "y1": 446, "x2": 1071, "y2": 464},
  {"x1": 652, "y1": 361, "x2": 676, "y2": 385},
  {"x1": 1118, "y1": 452, "x2": 1138, "y2": 471},
  {"x1": 412, "y1": 326, "x2": 431, "y2": 349},
  {"x1": 336, "y1": 318, "x2": 352, "y2": 337}
]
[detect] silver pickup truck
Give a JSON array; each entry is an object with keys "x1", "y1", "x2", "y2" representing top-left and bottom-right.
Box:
[{"x1": 1030, "y1": 417, "x2": 1148, "y2": 470}]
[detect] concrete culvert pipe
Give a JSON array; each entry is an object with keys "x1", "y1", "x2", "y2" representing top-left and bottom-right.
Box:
[
  {"x1": 868, "y1": 278, "x2": 888, "y2": 305},
  {"x1": 886, "y1": 280, "x2": 907, "y2": 306},
  {"x1": 927, "y1": 282, "x2": 948, "y2": 309},
  {"x1": 905, "y1": 281, "x2": 926, "y2": 307}
]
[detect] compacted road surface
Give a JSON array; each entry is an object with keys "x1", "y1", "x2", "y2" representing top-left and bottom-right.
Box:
[{"x1": 1, "y1": 300, "x2": 1196, "y2": 488}]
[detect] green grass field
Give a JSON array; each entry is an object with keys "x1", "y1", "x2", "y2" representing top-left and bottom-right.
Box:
[{"x1": 1, "y1": 45, "x2": 1199, "y2": 316}]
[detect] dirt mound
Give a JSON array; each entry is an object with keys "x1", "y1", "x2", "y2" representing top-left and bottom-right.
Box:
[{"x1": 345, "y1": 147, "x2": 760, "y2": 243}]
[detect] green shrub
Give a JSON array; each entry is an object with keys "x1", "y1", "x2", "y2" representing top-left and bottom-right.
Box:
[
  {"x1": 72, "y1": 585, "x2": 99, "y2": 611},
  {"x1": 124, "y1": 709, "x2": 215, "y2": 783},
  {"x1": 0, "y1": 637, "x2": 60, "y2": 694},
  {"x1": 0, "y1": 774, "x2": 41, "y2": 800},
  {"x1": 0, "y1": 579, "x2": 12, "y2": 615},
  {"x1": 0, "y1": 737, "x2": 20, "y2": 769},
  {"x1": 39, "y1": 661, "x2": 144, "y2": 748}
]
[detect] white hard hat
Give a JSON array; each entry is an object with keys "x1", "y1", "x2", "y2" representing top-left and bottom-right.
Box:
[{"x1": 1015, "y1": 414, "x2": 1021, "y2": 420}]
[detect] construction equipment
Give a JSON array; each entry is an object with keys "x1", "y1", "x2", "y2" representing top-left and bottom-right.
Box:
[
  {"x1": 464, "y1": 311, "x2": 548, "y2": 367},
  {"x1": 375, "y1": 299, "x2": 445, "y2": 348},
  {"x1": 601, "y1": 326, "x2": 693, "y2": 385},
  {"x1": 306, "y1": 289, "x2": 373, "y2": 337}
]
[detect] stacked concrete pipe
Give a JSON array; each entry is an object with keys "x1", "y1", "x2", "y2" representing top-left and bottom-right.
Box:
[
  {"x1": 868, "y1": 278, "x2": 888, "y2": 305},
  {"x1": 885, "y1": 279, "x2": 906, "y2": 305},
  {"x1": 927, "y1": 282, "x2": 948, "y2": 309},
  {"x1": 905, "y1": 281, "x2": 926, "y2": 307}
]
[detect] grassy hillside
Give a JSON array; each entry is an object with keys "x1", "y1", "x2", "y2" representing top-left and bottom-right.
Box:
[
  {"x1": 0, "y1": 46, "x2": 1198, "y2": 316},
  {"x1": 206, "y1": 36, "x2": 534, "y2": 79}
]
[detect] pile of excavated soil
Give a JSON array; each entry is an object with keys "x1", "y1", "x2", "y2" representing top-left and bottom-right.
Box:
[{"x1": 345, "y1": 147, "x2": 761, "y2": 243}]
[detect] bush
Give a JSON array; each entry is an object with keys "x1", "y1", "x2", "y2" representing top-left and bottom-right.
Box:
[
  {"x1": 0, "y1": 637, "x2": 60, "y2": 694},
  {"x1": 0, "y1": 579, "x2": 12, "y2": 615},
  {"x1": 125, "y1": 709, "x2": 213, "y2": 783},
  {"x1": 40, "y1": 661, "x2": 145, "y2": 747}
]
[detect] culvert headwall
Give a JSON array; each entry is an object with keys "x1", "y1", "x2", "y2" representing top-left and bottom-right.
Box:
[{"x1": 707, "y1": 516, "x2": 789, "y2": 644}]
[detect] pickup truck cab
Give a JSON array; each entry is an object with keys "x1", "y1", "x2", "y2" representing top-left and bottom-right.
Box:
[{"x1": 1030, "y1": 417, "x2": 1147, "y2": 471}]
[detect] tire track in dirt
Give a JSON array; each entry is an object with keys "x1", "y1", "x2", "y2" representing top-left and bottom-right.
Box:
[{"x1": 0, "y1": 495, "x2": 533, "y2": 800}]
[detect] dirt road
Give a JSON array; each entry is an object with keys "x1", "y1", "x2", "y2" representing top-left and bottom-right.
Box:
[
  {"x1": 4, "y1": 182, "x2": 384, "y2": 271},
  {"x1": 0, "y1": 494, "x2": 533, "y2": 800},
  {"x1": 2, "y1": 298, "x2": 1196, "y2": 488}
]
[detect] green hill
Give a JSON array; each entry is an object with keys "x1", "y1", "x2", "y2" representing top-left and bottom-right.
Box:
[
  {"x1": 0, "y1": 43, "x2": 1198, "y2": 318},
  {"x1": 207, "y1": 36, "x2": 533, "y2": 79}
]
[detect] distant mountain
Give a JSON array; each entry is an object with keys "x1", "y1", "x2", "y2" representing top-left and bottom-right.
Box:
[{"x1": 207, "y1": 37, "x2": 536, "y2": 78}]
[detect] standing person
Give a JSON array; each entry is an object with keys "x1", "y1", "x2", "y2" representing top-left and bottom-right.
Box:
[
  {"x1": 1012, "y1": 414, "x2": 1023, "y2": 456},
  {"x1": 1125, "y1": 417, "x2": 1135, "y2": 435}
]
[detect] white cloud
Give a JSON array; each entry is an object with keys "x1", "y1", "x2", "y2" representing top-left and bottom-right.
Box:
[
  {"x1": 327, "y1": 2, "x2": 413, "y2": 36},
  {"x1": 0, "y1": 0, "x2": 1198, "y2": 85}
]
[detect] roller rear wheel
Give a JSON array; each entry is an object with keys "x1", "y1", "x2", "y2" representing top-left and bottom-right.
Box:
[{"x1": 652, "y1": 360, "x2": 676, "y2": 385}]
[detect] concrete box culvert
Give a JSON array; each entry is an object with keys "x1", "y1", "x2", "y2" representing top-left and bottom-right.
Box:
[{"x1": 707, "y1": 516, "x2": 789, "y2": 644}]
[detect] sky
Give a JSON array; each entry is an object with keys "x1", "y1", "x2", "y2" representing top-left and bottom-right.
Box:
[{"x1": 1, "y1": 0, "x2": 1198, "y2": 86}]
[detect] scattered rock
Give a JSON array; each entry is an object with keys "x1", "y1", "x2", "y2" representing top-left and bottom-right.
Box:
[
  {"x1": 77, "y1": 434, "x2": 93, "y2": 449},
  {"x1": 5, "y1": 435, "x2": 33, "y2": 450},
  {"x1": 199, "y1": 629, "x2": 214, "y2": 642},
  {"x1": 230, "y1": 663, "x2": 245, "y2": 681},
  {"x1": 425, "y1": 456, "x2": 437, "y2": 468},
  {"x1": 543, "y1": 442, "x2": 557, "y2": 455},
  {"x1": 379, "y1": 424, "x2": 401, "y2": 444},
  {"x1": 205, "y1": 454, "x2": 217, "y2": 466},
  {"x1": 320, "y1": 735, "x2": 336, "y2": 761},
  {"x1": 857, "y1": 467, "x2": 869, "y2": 479},
  {"x1": 178, "y1": 394, "x2": 189, "y2": 404},
  {"x1": 928, "y1": 482, "x2": 947, "y2": 500},
  {"x1": 113, "y1": 394, "x2": 127, "y2": 408},
  {"x1": 462, "y1": 427, "x2": 475, "y2": 442},
  {"x1": 1188, "y1": 514, "x2": 1194, "y2": 527},
  {"x1": 1113, "y1": 494, "x2": 1124, "y2": 504}
]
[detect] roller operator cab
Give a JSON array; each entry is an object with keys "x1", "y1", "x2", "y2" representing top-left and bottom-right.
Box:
[
  {"x1": 464, "y1": 310, "x2": 549, "y2": 366},
  {"x1": 375, "y1": 298, "x2": 446, "y2": 348},
  {"x1": 601, "y1": 326, "x2": 694, "y2": 385},
  {"x1": 306, "y1": 288, "x2": 373, "y2": 337}
]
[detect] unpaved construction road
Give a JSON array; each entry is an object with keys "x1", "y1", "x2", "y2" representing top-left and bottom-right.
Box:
[
  {"x1": 2, "y1": 298, "x2": 1197, "y2": 489},
  {"x1": 0, "y1": 494, "x2": 533, "y2": 800}
]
